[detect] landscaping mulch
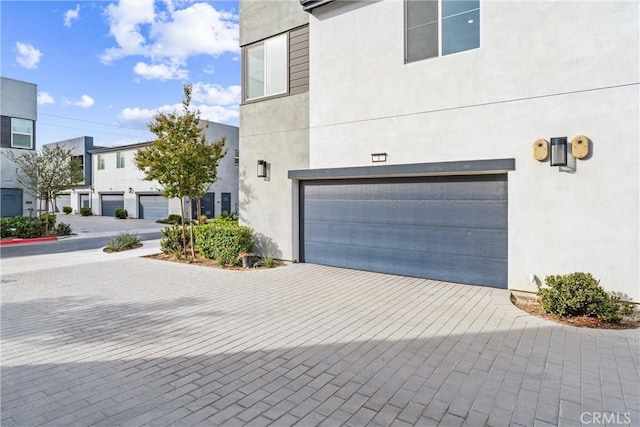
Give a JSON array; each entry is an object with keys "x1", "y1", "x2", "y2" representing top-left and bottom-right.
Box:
[
  {"x1": 511, "y1": 292, "x2": 640, "y2": 329},
  {"x1": 144, "y1": 252, "x2": 280, "y2": 271}
]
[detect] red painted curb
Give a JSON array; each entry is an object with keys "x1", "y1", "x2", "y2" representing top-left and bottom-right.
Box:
[{"x1": 0, "y1": 236, "x2": 58, "y2": 246}]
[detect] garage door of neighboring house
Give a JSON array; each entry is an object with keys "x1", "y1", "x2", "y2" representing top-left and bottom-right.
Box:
[
  {"x1": 138, "y1": 195, "x2": 169, "y2": 220},
  {"x1": 101, "y1": 194, "x2": 124, "y2": 217},
  {"x1": 299, "y1": 175, "x2": 508, "y2": 288},
  {"x1": 79, "y1": 194, "x2": 90, "y2": 209},
  {"x1": 55, "y1": 194, "x2": 71, "y2": 212},
  {"x1": 1, "y1": 188, "x2": 22, "y2": 217}
]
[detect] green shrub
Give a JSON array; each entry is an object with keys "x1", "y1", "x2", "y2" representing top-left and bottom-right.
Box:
[
  {"x1": 80, "y1": 207, "x2": 93, "y2": 216},
  {"x1": 62, "y1": 206, "x2": 72, "y2": 214},
  {"x1": 160, "y1": 224, "x2": 191, "y2": 256},
  {"x1": 156, "y1": 214, "x2": 182, "y2": 224},
  {"x1": 1, "y1": 217, "x2": 15, "y2": 238},
  {"x1": 39, "y1": 213, "x2": 56, "y2": 232},
  {"x1": 106, "y1": 232, "x2": 140, "y2": 252},
  {"x1": 14, "y1": 216, "x2": 43, "y2": 238},
  {"x1": 538, "y1": 272, "x2": 632, "y2": 323},
  {"x1": 198, "y1": 215, "x2": 208, "y2": 225},
  {"x1": 194, "y1": 222, "x2": 253, "y2": 265},
  {"x1": 114, "y1": 208, "x2": 128, "y2": 219},
  {"x1": 56, "y1": 222, "x2": 73, "y2": 236},
  {"x1": 263, "y1": 256, "x2": 275, "y2": 268}
]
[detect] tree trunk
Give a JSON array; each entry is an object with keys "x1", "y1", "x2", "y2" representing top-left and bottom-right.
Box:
[
  {"x1": 189, "y1": 196, "x2": 195, "y2": 258},
  {"x1": 179, "y1": 195, "x2": 187, "y2": 258}
]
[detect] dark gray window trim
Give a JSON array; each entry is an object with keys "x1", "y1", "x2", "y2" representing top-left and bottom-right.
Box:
[
  {"x1": 301, "y1": 0, "x2": 335, "y2": 12},
  {"x1": 289, "y1": 158, "x2": 515, "y2": 180}
]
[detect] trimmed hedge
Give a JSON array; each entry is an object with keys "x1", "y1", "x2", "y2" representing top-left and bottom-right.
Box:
[
  {"x1": 80, "y1": 207, "x2": 93, "y2": 216},
  {"x1": 194, "y1": 221, "x2": 253, "y2": 266},
  {"x1": 538, "y1": 272, "x2": 633, "y2": 323},
  {"x1": 115, "y1": 208, "x2": 128, "y2": 219}
]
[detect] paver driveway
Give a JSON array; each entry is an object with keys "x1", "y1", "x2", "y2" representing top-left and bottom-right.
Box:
[{"x1": 1, "y1": 259, "x2": 638, "y2": 426}]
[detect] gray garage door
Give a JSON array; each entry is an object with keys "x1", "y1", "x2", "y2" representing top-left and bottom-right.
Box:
[
  {"x1": 299, "y1": 175, "x2": 508, "y2": 288},
  {"x1": 55, "y1": 194, "x2": 71, "y2": 212},
  {"x1": 101, "y1": 194, "x2": 124, "y2": 217},
  {"x1": 139, "y1": 195, "x2": 169, "y2": 220},
  {"x1": 1, "y1": 188, "x2": 22, "y2": 217}
]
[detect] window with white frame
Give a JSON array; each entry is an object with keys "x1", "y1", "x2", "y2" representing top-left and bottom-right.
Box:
[
  {"x1": 405, "y1": 0, "x2": 480, "y2": 63},
  {"x1": 116, "y1": 152, "x2": 125, "y2": 169},
  {"x1": 11, "y1": 118, "x2": 33, "y2": 149},
  {"x1": 97, "y1": 154, "x2": 105, "y2": 170},
  {"x1": 245, "y1": 33, "x2": 288, "y2": 101}
]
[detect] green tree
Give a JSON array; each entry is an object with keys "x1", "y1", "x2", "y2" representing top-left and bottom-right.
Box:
[
  {"x1": 8, "y1": 145, "x2": 84, "y2": 220},
  {"x1": 135, "y1": 84, "x2": 227, "y2": 258}
]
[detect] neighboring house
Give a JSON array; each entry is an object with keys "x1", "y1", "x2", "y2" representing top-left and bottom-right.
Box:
[
  {"x1": 87, "y1": 121, "x2": 239, "y2": 219},
  {"x1": 42, "y1": 136, "x2": 102, "y2": 214},
  {"x1": 239, "y1": 0, "x2": 639, "y2": 301},
  {"x1": 0, "y1": 77, "x2": 38, "y2": 217}
]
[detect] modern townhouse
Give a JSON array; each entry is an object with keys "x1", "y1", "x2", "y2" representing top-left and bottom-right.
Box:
[
  {"x1": 85, "y1": 120, "x2": 239, "y2": 219},
  {"x1": 239, "y1": 0, "x2": 639, "y2": 301},
  {"x1": 0, "y1": 77, "x2": 38, "y2": 217}
]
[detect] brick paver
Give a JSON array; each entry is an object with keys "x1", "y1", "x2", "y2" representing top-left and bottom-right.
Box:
[{"x1": 1, "y1": 259, "x2": 638, "y2": 426}]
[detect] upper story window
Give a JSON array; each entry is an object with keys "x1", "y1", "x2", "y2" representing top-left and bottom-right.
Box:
[
  {"x1": 234, "y1": 149, "x2": 239, "y2": 166},
  {"x1": 116, "y1": 152, "x2": 125, "y2": 169},
  {"x1": 11, "y1": 118, "x2": 33, "y2": 149},
  {"x1": 245, "y1": 34, "x2": 288, "y2": 101},
  {"x1": 405, "y1": 0, "x2": 480, "y2": 63},
  {"x1": 97, "y1": 154, "x2": 105, "y2": 170}
]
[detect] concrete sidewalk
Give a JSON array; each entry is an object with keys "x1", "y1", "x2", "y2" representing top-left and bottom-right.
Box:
[{"x1": 1, "y1": 260, "x2": 638, "y2": 427}]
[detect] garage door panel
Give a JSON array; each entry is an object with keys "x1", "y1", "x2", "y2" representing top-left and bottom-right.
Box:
[
  {"x1": 303, "y1": 221, "x2": 507, "y2": 259},
  {"x1": 303, "y1": 199, "x2": 507, "y2": 229},
  {"x1": 300, "y1": 175, "x2": 508, "y2": 288},
  {"x1": 303, "y1": 241, "x2": 506, "y2": 287},
  {"x1": 139, "y1": 195, "x2": 168, "y2": 220},
  {"x1": 101, "y1": 195, "x2": 124, "y2": 217},
  {"x1": 307, "y1": 176, "x2": 507, "y2": 201}
]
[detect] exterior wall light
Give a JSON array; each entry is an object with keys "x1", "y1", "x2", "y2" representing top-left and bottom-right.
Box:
[
  {"x1": 549, "y1": 137, "x2": 568, "y2": 167},
  {"x1": 128, "y1": 187, "x2": 134, "y2": 194},
  {"x1": 371, "y1": 153, "x2": 387, "y2": 163},
  {"x1": 257, "y1": 160, "x2": 267, "y2": 178}
]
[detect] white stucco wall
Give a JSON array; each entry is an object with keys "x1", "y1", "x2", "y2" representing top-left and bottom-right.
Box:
[{"x1": 307, "y1": 1, "x2": 639, "y2": 300}]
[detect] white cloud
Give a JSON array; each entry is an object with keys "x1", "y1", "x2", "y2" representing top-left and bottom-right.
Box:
[
  {"x1": 64, "y1": 4, "x2": 80, "y2": 27},
  {"x1": 73, "y1": 95, "x2": 95, "y2": 108},
  {"x1": 16, "y1": 42, "x2": 42, "y2": 69},
  {"x1": 119, "y1": 82, "x2": 239, "y2": 124},
  {"x1": 100, "y1": 0, "x2": 155, "y2": 63},
  {"x1": 133, "y1": 61, "x2": 188, "y2": 80},
  {"x1": 100, "y1": 1, "x2": 239, "y2": 81},
  {"x1": 192, "y1": 83, "x2": 240, "y2": 106},
  {"x1": 37, "y1": 92, "x2": 55, "y2": 105}
]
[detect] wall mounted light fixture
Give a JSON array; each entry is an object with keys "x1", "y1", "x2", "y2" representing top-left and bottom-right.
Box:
[
  {"x1": 128, "y1": 187, "x2": 134, "y2": 194},
  {"x1": 257, "y1": 160, "x2": 267, "y2": 178},
  {"x1": 549, "y1": 137, "x2": 568, "y2": 167},
  {"x1": 371, "y1": 153, "x2": 387, "y2": 163}
]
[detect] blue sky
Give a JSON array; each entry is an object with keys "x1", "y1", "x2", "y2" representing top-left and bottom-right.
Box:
[{"x1": 1, "y1": 0, "x2": 240, "y2": 148}]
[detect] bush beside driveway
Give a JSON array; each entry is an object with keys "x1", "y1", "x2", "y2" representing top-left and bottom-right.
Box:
[{"x1": 1, "y1": 261, "x2": 638, "y2": 426}]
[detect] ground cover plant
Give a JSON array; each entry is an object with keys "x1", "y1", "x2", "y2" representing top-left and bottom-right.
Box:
[{"x1": 105, "y1": 232, "x2": 141, "y2": 252}]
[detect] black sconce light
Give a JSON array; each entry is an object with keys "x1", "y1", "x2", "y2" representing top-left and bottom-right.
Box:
[
  {"x1": 371, "y1": 153, "x2": 387, "y2": 163},
  {"x1": 128, "y1": 187, "x2": 134, "y2": 194},
  {"x1": 257, "y1": 160, "x2": 267, "y2": 178},
  {"x1": 549, "y1": 137, "x2": 567, "y2": 167}
]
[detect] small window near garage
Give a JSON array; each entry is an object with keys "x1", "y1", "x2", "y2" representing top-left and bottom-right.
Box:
[
  {"x1": 116, "y1": 152, "x2": 125, "y2": 169},
  {"x1": 97, "y1": 154, "x2": 105, "y2": 170},
  {"x1": 11, "y1": 118, "x2": 33, "y2": 149},
  {"x1": 234, "y1": 149, "x2": 239, "y2": 166}
]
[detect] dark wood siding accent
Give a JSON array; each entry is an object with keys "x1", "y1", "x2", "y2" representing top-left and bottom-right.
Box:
[
  {"x1": 0, "y1": 116, "x2": 11, "y2": 148},
  {"x1": 289, "y1": 25, "x2": 309, "y2": 95}
]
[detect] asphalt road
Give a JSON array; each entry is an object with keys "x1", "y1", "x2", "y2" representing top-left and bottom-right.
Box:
[{"x1": 0, "y1": 231, "x2": 162, "y2": 258}]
